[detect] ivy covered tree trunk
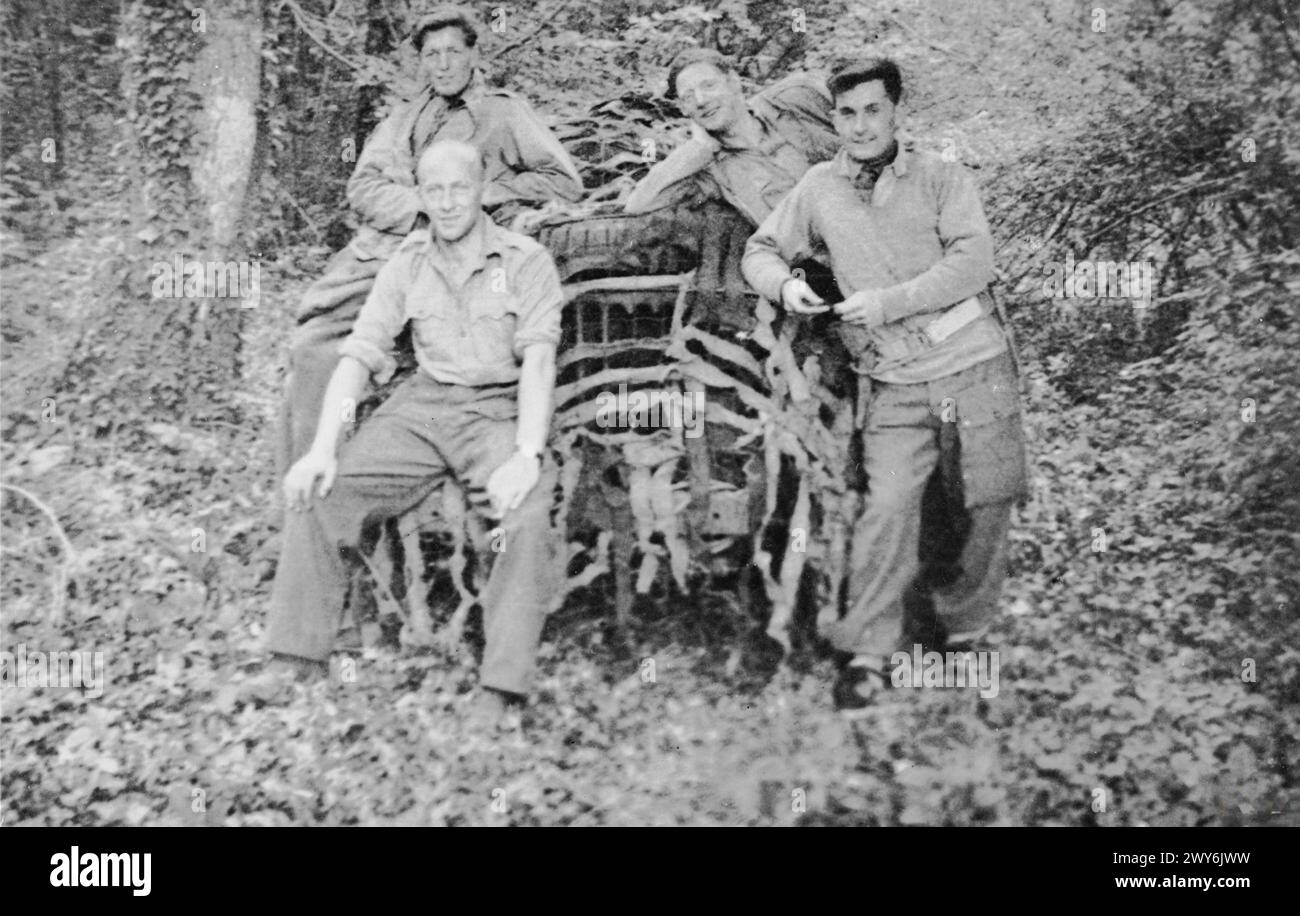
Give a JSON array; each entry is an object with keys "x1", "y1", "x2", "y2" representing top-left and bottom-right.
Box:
[
  {"x1": 189, "y1": 0, "x2": 263, "y2": 381},
  {"x1": 60, "y1": 0, "x2": 262, "y2": 433},
  {"x1": 39, "y1": 0, "x2": 66, "y2": 186}
]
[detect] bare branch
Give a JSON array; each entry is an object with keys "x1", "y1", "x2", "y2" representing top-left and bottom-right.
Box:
[
  {"x1": 496, "y1": 1, "x2": 574, "y2": 57},
  {"x1": 0, "y1": 482, "x2": 77, "y2": 621},
  {"x1": 279, "y1": 0, "x2": 366, "y2": 72}
]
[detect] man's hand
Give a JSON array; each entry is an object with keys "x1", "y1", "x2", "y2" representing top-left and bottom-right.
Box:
[
  {"x1": 834, "y1": 288, "x2": 888, "y2": 328},
  {"x1": 486, "y1": 450, "x2": 541, "y2": 519},
  {"x1": 688, "y1": 121, "x2": 721, "y2": 156},
  {"x1": 283, "y1": 449, "x2": 338, "y2": 512},
  {"x1": 780, "y1": 276, "x2": 830, "y2": 315}
]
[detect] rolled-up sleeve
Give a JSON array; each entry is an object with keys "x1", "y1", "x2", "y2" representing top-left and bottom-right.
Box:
[
  {"x1": 877, "y1": 163, "x2": 995, "y2": 323},
  {"x1": 741, "y1": 182, "x2": 817, "y2": 302},
  {"x1": 339, "y1": 254, "x2": 408, "y2": 384},
  {"x1": 510, "y1": 247, "x2": 563, "y2": 357}
]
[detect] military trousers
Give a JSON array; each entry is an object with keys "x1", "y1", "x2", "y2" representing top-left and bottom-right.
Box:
[
  {"x1": 825, "y1": 350, "x2": 1027, "y2": 658},
  {"x1": 264, "y1": 372, "x2": 560, "y2": 695}
]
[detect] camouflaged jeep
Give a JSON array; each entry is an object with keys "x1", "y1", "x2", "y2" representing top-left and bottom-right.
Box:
[{"x1": 355, "y1": 96, "x2": 858, "y2": 655}]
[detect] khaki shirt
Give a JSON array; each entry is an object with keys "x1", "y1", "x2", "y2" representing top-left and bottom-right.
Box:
[
  {"x1": 346, "y1": 72, "x2": 583, "y2": 262},
  {"x1": 340, "y1": 216, "x2": 564, "y2": 388},
  {"x1": 639, "y1": 73, "x2": 839, "y2": 226}
]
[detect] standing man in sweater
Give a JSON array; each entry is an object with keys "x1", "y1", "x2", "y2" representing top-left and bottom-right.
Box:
[{"x1": 742, "y1": 59, "x2": 1028, "y2": 712}]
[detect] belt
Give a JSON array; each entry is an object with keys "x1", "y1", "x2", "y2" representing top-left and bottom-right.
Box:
[{"x1": 874, "y1": 295, "x2": 985, "y2": 362}]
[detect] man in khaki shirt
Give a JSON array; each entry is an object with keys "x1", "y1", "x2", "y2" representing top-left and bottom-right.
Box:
[
  {"x1": 742, "y1": 59, "x2": 1028, "y2": 712},
  {"x1": 278, "y1": 5, "x2": 582, "y2": 477},
  {"x1": 265, "y1": 140, "x2": 563, "y2": 720},
  {"x1": 624, "y1": 48, "x2": 839, "y2": 227}
]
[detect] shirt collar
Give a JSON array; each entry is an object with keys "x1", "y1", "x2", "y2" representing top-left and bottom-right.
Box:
[
  {"x1": 460, "y1": 69, "x2": 488, "y2": 113},
  {"x1": 479, "y1": 216, "x2": 511, "y2": 258},
  {"x1": 714, "y1": 99, "x2": 783, "y2": 153},
  {"x1": 833, "y1": 138, "x2": 913, "y2": 180},
  {"x1": 408, "y1": 212, "x2": 513, "y2": 268}
]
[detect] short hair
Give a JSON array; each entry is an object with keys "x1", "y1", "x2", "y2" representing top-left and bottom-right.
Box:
[
  {"x1": 664, "y1": 48, "x2": 737, "y2": 100},
  {"x1": 410, "y1": 5, "x2": 482, "y2": 52},
  {"x1": 827, "y1": 58, "x2": 903, "y2": 105},
  {"x1": 416, "y1": 139, "x2": 487, "y2": 183}
]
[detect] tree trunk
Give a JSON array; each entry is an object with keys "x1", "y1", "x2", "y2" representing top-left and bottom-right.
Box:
[
  {"x1": 40, "y1": 0, "x2": 65, "y2": 184},
  {"x1": 188, "y1": 0, "x2": 263, "y2": 379},
  {"x1": 191, "y1": 0, "x2": 262, "y2": 251},
  {"x1": 60, "y1": 0, "x2": 263, "y2": 433}
]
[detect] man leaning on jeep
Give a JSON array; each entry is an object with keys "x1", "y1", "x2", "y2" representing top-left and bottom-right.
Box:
[
  {"x1": 624, "y1": 47, "x2": 839, "y2": 227},
  {"x1": 742, "y1": 59, "x2": 1029, "y2": 713}
]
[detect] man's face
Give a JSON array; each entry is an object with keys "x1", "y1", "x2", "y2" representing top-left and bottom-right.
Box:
[
  {"x1": 833, "y1": 79, "x2": 898, "y2": 161},
  {"x1": 418, "y1": 26, "x2": 477, "y2": 98},
  {"x1": 675, "y1": 63, "x2": 746, "y2": 135},
  {"x1": 418, "y1": 151, "x2": 484, "y2": 242}
]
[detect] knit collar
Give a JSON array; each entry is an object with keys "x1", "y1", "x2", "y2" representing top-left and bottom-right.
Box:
[{"x1": 834, "y1": 138, "x2": 912, "y2": 181}]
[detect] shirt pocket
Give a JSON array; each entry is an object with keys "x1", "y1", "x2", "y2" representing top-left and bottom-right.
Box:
[
  {"x1": 408, "y1": 297, "x2": 454, "y2": 365},
  {"x1": 468, "y1": 292, "x2": 518, "y2": 368}
]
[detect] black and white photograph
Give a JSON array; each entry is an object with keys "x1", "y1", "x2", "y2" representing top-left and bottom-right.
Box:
[{"x1": 0, "y1": 0, "x2": 1296, "y2": 847}]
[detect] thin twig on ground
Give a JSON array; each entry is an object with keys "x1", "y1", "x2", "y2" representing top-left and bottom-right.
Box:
[{"x1": 0, "y1": 481, "x2": 77, "y2": 620}]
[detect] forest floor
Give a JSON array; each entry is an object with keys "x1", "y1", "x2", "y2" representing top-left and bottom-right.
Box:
[{"x1": 2, "y1": 229, "x2": 1298, "y2": 826}]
